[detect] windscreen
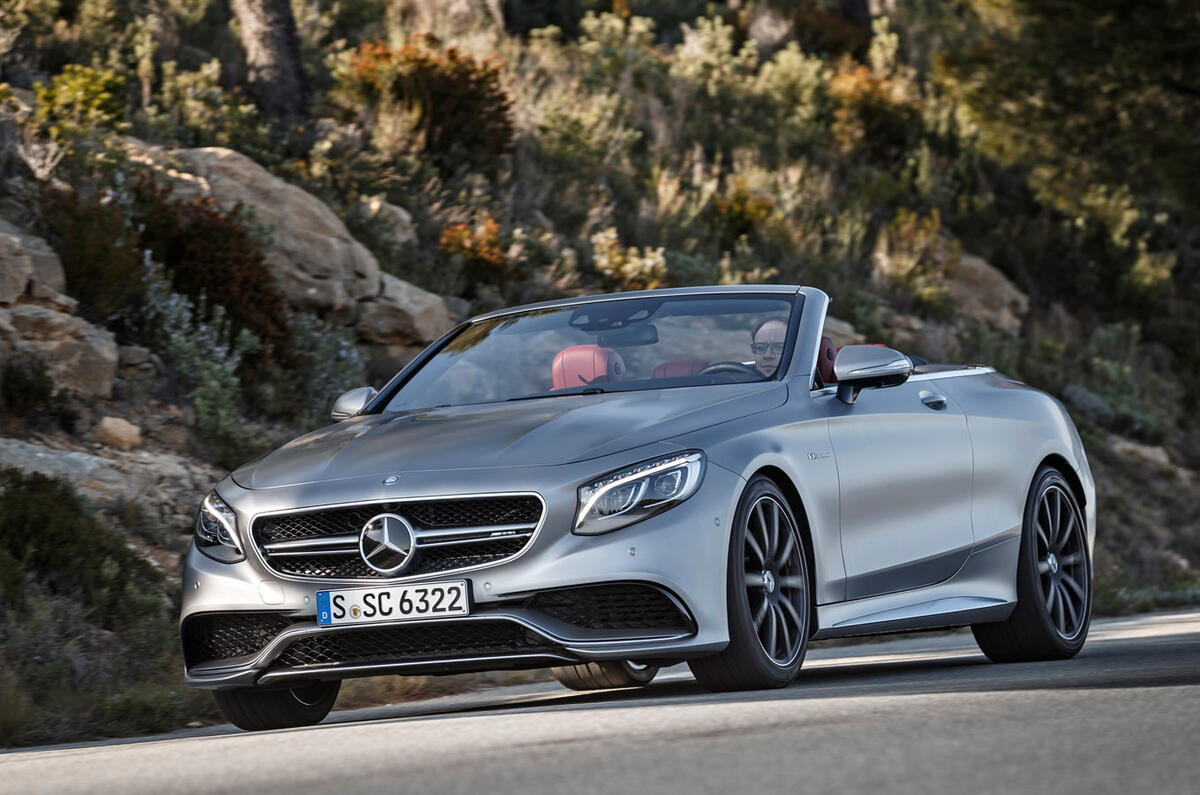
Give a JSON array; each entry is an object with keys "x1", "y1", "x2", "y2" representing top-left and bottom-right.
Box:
[{"x1": 381, "y1": 294, "x2": 798, "y2": 412}]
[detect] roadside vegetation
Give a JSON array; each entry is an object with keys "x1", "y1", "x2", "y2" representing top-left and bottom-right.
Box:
[{"x1": 1, "y1": 0, "x2": 1197, "y2": 745}]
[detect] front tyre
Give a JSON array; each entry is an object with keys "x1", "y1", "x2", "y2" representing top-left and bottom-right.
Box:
[
  {"x1": 690, "y1": 477, "x2": 811, "y2": 691},
  {"x1": 551, "y1": 661, "x2": 660, "y2": 691},
  {"x1": 972, "y1": 465, "x2": 1092, "y2": 662},
  {"x1": 214, "y1": 680, "x2": 341, "y2": 731}
]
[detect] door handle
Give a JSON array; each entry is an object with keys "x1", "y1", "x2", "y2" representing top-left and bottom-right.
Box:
[{"x1": 920, "y1": 392, "x2": 948, "y2": 411}]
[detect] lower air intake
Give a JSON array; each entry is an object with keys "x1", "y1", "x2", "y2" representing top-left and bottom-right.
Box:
[
  {"x1": 183, "y1": 612, "x2": 296, "y2": 667},
  {"x1": 526, "y1": 583, "x2": 695, "y2": 633},
  {"x1": 272, "y1": 620, "x2": 552, "y2": 669}
]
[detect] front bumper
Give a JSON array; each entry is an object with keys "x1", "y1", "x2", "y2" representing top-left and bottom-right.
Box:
[{"x1": 181, "y1": 453, "x2": 743, "y2": 689}]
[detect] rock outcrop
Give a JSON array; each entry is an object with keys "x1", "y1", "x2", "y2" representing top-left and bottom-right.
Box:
[
  {"x1": 0, "y1": 436, "x2": 223, "y2": 526},
  {"x1": 171, "y1": 147, "x2": 382, "y2": 312},
  {"x1": 1, "y1": 219, "x2": 68, "y2": 305},
  {"x1": 0, "y1": 220, "x2": 118, "y2": 397},
  {"x1": 357, "y1": 273, "x2": 454, "y2": 346},
  {"x1": 124, "y1": 140, "x2": 455, "y2": 347},
  {"x1": 942, "y1": 254, "x2": 1030, "y2": 335},
  {"x1": 360, "y1": 194, "x2": 417, "y2": 246}
]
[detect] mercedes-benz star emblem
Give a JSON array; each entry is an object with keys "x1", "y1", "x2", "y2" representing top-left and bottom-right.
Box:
[{"x1": 359, "y1": 513, "x2": 415, "y2": 575}]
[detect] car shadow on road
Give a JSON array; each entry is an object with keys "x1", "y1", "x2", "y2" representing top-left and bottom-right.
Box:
[
  {"x1": 325, "y1": 627, "x2": 1200, "y2": 730},
  {"x1": 9, "y1": 626, "x2": 1196, "y2": 753}
]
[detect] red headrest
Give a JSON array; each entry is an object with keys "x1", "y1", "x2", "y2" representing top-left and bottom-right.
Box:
[
  {"x1": 552, "y1": 345, "x2": 626, "y2": 390},
  {"x1": 653, "y1": 358, "x2": 710, "y2": 379},
  {"x1": 817, "y1": 336, "x2": 837, "y2": 385}
]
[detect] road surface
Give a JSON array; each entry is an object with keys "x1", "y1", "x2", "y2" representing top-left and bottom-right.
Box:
[{"x1": 3, "y1": 609, "x2": 1199, "y2": 794}]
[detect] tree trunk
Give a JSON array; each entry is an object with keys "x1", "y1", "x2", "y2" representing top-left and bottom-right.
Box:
[{"x1": 229, "y1": 0, "x2": 309, "y2": 121}]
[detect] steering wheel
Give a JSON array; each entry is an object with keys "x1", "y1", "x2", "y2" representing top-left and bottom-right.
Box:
[{"x1": 697, "y1": 361, "x2": 762, "y2": 379}]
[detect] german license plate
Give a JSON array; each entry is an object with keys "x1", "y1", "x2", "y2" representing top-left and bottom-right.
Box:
[{"x1": 316, "y1": 581, "x2": 469, "y2": 627}]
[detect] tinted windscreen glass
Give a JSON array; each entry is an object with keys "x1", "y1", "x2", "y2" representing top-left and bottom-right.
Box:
[{"x1": 382, "y1": 294, "x2": 797, "y2": 412}]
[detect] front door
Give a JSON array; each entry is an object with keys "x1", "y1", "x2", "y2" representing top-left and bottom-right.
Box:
[{"x1": 823, "y1": 378, "x2": 975, "y2": 601}]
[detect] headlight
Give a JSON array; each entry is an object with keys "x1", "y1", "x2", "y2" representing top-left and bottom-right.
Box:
[
  {"x1": 574, "y1": 451, "x2": 705, "y2": 535},
  {"x1": 195, "y1": 490, "x2": 244, "y2": 562}
]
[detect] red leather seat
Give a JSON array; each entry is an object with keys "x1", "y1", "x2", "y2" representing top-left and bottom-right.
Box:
[
  {"x1": 817, "y1": 336, "x2": 837, "y2": 385},
  {"x1": 652, "y1": 358, "x2": 710, "y2": 379},
  {"x1": 552, "y1": 345, "x2": 626, "y2": 390}
]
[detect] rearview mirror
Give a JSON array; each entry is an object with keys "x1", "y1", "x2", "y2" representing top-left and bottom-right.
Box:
[
  {"x1": 833, "y1": 345, "x2": 912, "y2": 405},
  {"x1": 330, "y1": 386, "x2": 377, "y2": 421}
]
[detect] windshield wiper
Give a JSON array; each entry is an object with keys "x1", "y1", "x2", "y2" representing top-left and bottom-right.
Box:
[{"x1": 508, "y1": 386, "x2": 606, "y2": 401}]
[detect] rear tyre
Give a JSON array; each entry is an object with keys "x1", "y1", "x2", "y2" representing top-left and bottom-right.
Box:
[
  {"x1": 551, "y1": 660, "x2": 660, "y2": 691},
  {"x1": 689, "y1": 477, "x2": 811, "y2": 692},
  {"x1": 972, "y1": 465, "x2": 1092, "y2": 662},
  {"x1": 214, "y1": 680, "x2": 341, "y2": 731}
]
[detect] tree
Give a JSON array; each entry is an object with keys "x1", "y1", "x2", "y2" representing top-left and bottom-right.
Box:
[{"x1": 229, "y1": 0, "x2": 309, "y2": 121}]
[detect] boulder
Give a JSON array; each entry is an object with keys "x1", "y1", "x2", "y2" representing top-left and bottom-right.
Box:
[
  {"x1": 174, "y1": 147, "x2": 382, "y2": 311},
  {"x1": 0, "y1": 218, "x2": 69, "y2": 306},
  {"x1": 125, "y1": 141, "x2": 381, "y2": 312},
  {"x1": 123, "y1": 139, "x2": 460, "y2": 347},
  {"x1": 2, "y1": 305, "x2": 118, "y2": 397},
  {"x1": 360, "y1": 194, "x2": 417, "y2": 246},
  {"x1": 94, "y1": 416, "x2": 142, "y2": 451},
  {"x1": 943, "y1": 254, "x2": 1029, "y2": 334},
  {"x1": 357, "y1": 273, "x2": 454, "y2": 346}
]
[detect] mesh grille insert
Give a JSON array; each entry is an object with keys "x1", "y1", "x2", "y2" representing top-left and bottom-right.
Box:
[
  {"x1": 252, "y1": 496, "x2": 542, "y2": 580},
  {"x1": 272, "y1": 620, "x2": 552, "y2": 669},
  {"x1": 182, "y1": 612, "x2": 296, "y2": 667},
  {"x1": 526, "y1": 584, "x2": 694, "y2": 632}
]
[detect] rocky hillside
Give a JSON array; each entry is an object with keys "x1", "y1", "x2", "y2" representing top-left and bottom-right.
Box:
[{"x1": 1, "y1": 0, "x2": 1197, "y2": 744}]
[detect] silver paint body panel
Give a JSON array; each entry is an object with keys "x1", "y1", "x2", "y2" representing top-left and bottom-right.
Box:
[{"x1": 181, "y1": 285, "x2": 1096, "y2": 689}]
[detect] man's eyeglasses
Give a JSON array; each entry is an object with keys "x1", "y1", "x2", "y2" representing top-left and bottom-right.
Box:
[{"x1": 751, "y1": 341, "x2": 785, "y2": 355}]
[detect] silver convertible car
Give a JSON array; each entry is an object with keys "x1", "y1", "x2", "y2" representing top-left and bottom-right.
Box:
[{"x1": 182, "y1": 286, "x2": 1096, "y2": 731}]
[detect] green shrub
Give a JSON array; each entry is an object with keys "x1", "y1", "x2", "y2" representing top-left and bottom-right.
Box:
[
  {"x1": 34, "y1": 64, "x2": 126, "y2": 144},
  {"x1": 38, "y1": 186, "x2": 144, "y2": 327},
  {"x1": 140, "y1": 60, "x2": 277, "y2": 165},
  {"x1": 713, "y1": 181, "x2": 775, "y2": 248},
  {"x1": 0, "y1": 469, "x2": 162, "y2": 628},
  {"x1": 133, "y1": 176, "x2": 290, "y2": 354},
  {"x1": 534, "y1": 92, "x2": 641, "y2": 234},
  {"x1": 439, "y1": 211, "x2": 519, "y2": 297},
  {"x1": 0, "y1": 353, "x2": 78, "y2": 433},
  {"x1": 667, "y1": 15, "x2": 763, "y2": 160},
  {"x1": 589, "y1": 226, "x2": 665, "y2": 290},
  {"x1": 332, "y1": 36, "x2": 514, "y2": 174},
  {"x1": 138, "y1": 261, "x2": 269, "y2": 469},
  {"x1": 250, "y1": 309, "x2": 368, "y2": 431}
]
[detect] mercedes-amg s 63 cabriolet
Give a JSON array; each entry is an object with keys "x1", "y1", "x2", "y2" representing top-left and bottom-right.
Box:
[{"x1": 182, "y1": 286, "x2": 1095, "y2": 730}]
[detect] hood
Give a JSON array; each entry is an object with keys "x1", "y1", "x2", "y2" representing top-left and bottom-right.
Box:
[{"x1": 232, "y1": 382, "x2": 786, "y2": 489}]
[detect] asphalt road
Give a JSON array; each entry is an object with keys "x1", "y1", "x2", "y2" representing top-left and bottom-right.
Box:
[{"x1": 4, "y1": 609, "x2": 1199, "y2": 795}]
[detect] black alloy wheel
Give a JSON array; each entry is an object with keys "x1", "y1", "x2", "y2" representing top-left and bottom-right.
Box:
[
  {"x1": 214, "y1": 680, "x2": 341, "y2": 732},
  {"x1": 973, "y1": 465, "x2": 1092, "y2": 662},
  {"x1": 690, "y1": 477, "x2": 811, "y2": 691}
]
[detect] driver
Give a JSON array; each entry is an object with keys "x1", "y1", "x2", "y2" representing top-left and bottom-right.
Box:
[{"x1": 751, "y1": 318, "x2": 788, "y2": 377}]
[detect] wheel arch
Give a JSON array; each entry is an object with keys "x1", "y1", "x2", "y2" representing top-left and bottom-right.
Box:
[
  {"x1": 748, "y1": 465, "x2": 819, "y2": 635},
  {"x1": 1039, "y1": 453, "x2": 1086, "y2": 510}
]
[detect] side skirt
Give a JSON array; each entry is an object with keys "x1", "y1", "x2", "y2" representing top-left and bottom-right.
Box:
[{"x1": 812, "y1": 535, "x2": 1019, "y2": 640}]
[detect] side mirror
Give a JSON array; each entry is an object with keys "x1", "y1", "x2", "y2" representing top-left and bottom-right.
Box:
[
  {"x1": 330, "y1": 386, "x2": 377, "y2": 421},
  {"x1": 833, "y1": 345, "x2": 912, "y2": 405}
]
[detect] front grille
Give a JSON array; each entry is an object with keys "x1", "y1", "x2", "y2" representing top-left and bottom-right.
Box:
[
  {"x1": 272, "y1": 620, "x2": 552, "y2": 669},
  {"x1": 252, "y1": 496, "x2": 542, "y2": 581},
  {"x1": 526, "y1": 584, "x2": 694, "y2": 633},
  {"x1": 182, "y1": 612, "x2": 296, "y2": 667}
]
